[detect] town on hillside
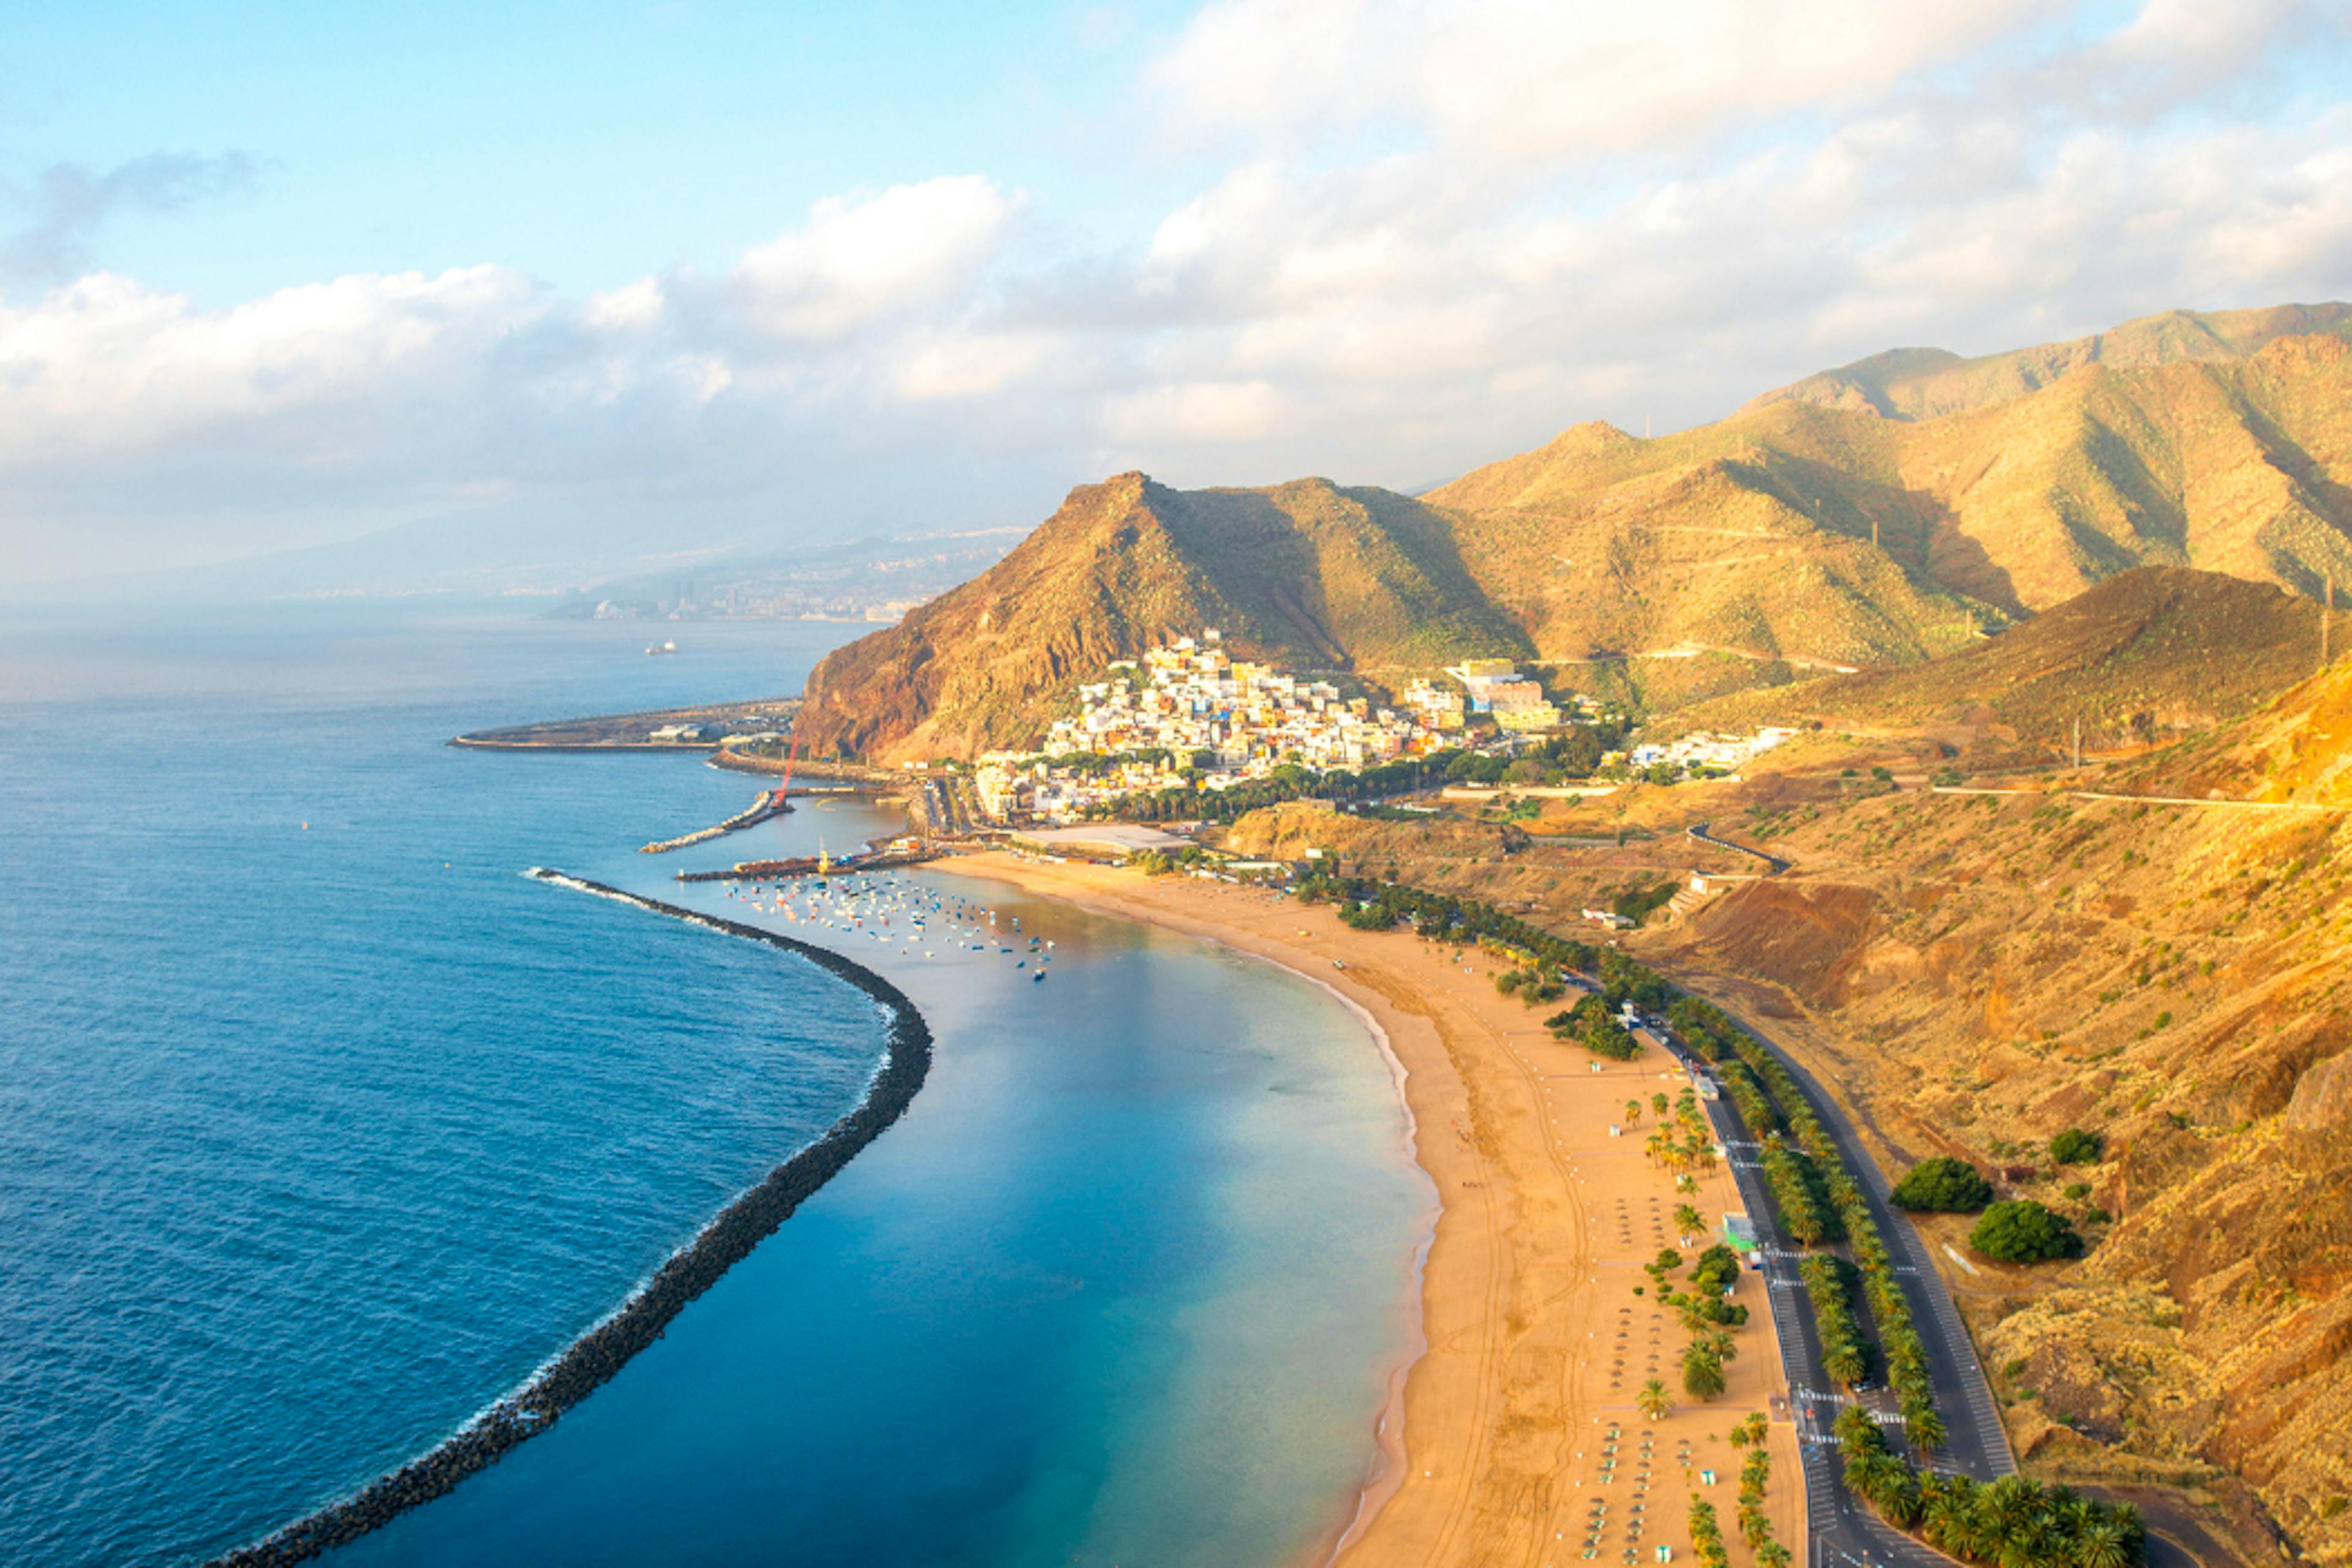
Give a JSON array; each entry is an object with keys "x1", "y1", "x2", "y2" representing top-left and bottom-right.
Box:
[{"x1": 953, "y1": 630, "x2": 1794, "y2": 827}]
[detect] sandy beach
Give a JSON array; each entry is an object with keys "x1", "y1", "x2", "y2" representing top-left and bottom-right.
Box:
[{"x1": 939, "y1": 851, "x2": 1807, "y2": 1568}]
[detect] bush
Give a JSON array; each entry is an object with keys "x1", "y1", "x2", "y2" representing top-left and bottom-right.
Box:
[
  {"x1": 2049, "y1": 1127, "x2": 2103, "y2": 1164},
  {"x1": 1969, "y1": 1199, "x2": 2084, "y2": 1263},
  {"x1": 1687, "y1": 1242, "x2": 1743, "y2": 1295},
  {"x1": 1889, "y1": 1156, "x2": 1995, "y2": 1212}
]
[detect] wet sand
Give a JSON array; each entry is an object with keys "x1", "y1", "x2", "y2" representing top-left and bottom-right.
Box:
[{"x1": 938, "y1": 853, "x2": 1807, "y2": 1568}]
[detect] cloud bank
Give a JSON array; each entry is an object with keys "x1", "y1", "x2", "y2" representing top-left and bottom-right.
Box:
[{"x1": 4, "y1": 0, "x2": 2351, "y2": 585}]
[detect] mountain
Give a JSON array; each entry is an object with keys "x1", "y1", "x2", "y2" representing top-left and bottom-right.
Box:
[
  {"x1": 793, "y1": 473, "x2": 1528, "y2": 760},
  {"x1": 799, "y1": 304, "x2": 2352, "y2": 761},
  {"x1": 1740, "y1": 301, "x2": 2352, "y2": 422},
  {"x1": 1671, "y1": 568, "x2": 2325, "y2": 750}
]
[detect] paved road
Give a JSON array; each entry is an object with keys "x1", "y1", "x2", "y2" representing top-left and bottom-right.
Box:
[
  {"x1": 1637, "y1": 1011, "x2": 2014, "y2": 1568},
  {"x1": 1689, "y1": 820, "x2": 1791, "y2": 876}
]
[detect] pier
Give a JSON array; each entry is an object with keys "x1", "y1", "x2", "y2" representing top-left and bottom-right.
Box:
[
  {"x1": 639, "y1": 792, "x2": 790, "y2": 854},
  {"x1": 676, "y1": 847, "x2": 940, "y2": 882}
]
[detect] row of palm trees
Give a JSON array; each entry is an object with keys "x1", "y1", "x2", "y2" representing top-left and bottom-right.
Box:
[
  {"x1": 1799, "y1": 1254, "x2": 1872, "y2": 1388},
  {"x1": 1838, "y1": 1409, "x2": 2145, "y2": 1568},
  {"x1": 1668, "y1": 990, "x2": 1947, "y2": 1444},
  {"x1": 1731, "y1": 1417, "x2": 1792, "y2": 1568},
  {"x1": 1292, "y1": 873, "x2": 2137, "y2": 1568}
]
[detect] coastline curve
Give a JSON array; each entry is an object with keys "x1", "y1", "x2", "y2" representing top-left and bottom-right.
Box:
[{"x1": 203, "y1": 870, "x2": 933, "y2": 1568}]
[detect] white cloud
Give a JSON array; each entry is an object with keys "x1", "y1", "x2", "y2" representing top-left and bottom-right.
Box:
[
  {"x1": 1153, "y1": 0, "x2": 2041, "y2": 157},
  {"x1": 6, "y1": 3, "x2": 2352, "y2": 586},
  {"x1": 732, "y1": 175, "x2": 1014, "y2": 341}
]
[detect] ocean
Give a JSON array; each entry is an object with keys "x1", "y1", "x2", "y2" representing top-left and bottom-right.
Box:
[{"x1": 0, "y1": 601, "x2": 1431, "y2": 1568}]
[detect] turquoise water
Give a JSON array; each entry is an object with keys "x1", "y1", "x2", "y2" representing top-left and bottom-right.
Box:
[{"x1": 0, "y1": 603, "x2": 1431, "y2": 1568}]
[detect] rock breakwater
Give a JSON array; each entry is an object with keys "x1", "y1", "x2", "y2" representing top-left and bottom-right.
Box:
[{"x1": 203, "y1": 871, "x2": 932, "y2": 1567}]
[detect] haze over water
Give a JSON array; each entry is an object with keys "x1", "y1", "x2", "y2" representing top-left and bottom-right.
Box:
[{"x1": 0, "y1": 602, "x2": 1430, "y2": 1568}]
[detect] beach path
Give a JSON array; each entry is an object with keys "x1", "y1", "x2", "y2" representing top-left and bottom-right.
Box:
[{"x1": 938, "y1": 853, "x2": 1807, "y2": 1568}]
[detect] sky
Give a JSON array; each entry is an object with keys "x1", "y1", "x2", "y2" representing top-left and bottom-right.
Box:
[{"x1": 3, "y1": 0, "x2": 2350, "y2": 589}]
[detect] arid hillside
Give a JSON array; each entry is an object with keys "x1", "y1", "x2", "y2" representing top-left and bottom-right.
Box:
[
  {"x1": 794, "y1": 472, "x2": 1526, "y2": 760},
  {"x1": 2120, "y1": 656, "x2": 2352, "y2": 807},
  {"x1": 1739, "y1": 301, "x2": 2352, "y2": 422},
  {"x1": 1430, "y1": 320, "x2": 2352, "y2": 643},
  {"x1": 1668, "y1": 567, "x2": 2326, "y2": 755},
  {"x1": 1642, "y1": 774, "x2": 2352, "y2": 1563},
  {"x1": 799, "y1": 304, "x2": 2352, "y2": 760}
]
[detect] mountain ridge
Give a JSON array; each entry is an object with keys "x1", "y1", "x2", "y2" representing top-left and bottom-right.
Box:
[{"x1": 798, "y1": 304, "x2": 2352, "y2": 761}]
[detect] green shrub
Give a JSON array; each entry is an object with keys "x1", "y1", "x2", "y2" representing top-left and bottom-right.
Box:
[
  {"x1": 1889, "y1": 1156, "x2": 1995, "y2": 1212},
  {"x1": 2049, "y1": 1127, "x2": 2104, "y2": 1164},
  {"x1": 1970, "y1": 1199, "x2": 2084, "y2": 1263}
]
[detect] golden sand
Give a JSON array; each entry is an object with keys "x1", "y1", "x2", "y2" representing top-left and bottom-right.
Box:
[{"x1": 937, "y1": 853, "x2": 1807, "y2": 1568}]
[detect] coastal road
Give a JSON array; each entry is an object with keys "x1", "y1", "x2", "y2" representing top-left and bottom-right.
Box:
[{"x1": 1635, "y1": 1011, "x2": 2014, "y2": 1568}]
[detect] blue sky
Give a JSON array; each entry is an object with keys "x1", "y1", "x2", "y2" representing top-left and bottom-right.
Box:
[
  {"x1": 2, "y1": 1, "x2": 1205, "y2": 302},
  {"x1": 2, "y1": 0, "x2": 2349, "y2": 588}
]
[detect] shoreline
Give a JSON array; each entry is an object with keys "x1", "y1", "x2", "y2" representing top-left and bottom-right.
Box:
[
  {"x1": 931, "y1": 858, "x2": 1433, "y2": 1567},
  {"x1": 203, "y1": 871, "x2": 933, "y2": 1568},
  {"x1": 935, "y1": 853, "x2": 1807, "y2": 1568}
]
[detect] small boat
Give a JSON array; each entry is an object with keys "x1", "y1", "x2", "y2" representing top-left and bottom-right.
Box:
[{"x1": 1032, "y1": 970, "x2": 1047, "y2": 983}]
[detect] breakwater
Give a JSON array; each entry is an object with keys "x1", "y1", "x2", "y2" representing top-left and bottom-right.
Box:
[
  {"x1": 638, "y1": 793, "x2": 787, "y2": 854},
  {"x1": 203, "y1": 871, "x2": 933, "y2": 1568}
]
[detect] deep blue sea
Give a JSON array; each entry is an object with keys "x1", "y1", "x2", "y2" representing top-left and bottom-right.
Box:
[{"x1": 0, "y1": 601, "x2": 1431, "y2": 1568}]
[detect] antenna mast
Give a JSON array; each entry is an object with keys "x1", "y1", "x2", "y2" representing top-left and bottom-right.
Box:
[{"x1": 775, "y1": 706, "x2": 805, "y2": 811}]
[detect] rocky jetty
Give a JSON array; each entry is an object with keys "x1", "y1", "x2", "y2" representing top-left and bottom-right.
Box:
[{"x1": 205, "y1": 872, "x2": 933, "y2": 1567}]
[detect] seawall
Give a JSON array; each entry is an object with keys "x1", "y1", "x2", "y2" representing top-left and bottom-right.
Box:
[{"x1": 203, "y1": 872, "x2": 933, "y2": 1568}]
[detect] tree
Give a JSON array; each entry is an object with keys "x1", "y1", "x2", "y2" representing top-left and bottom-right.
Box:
[
  {"x1": 1907, "y1": 1405, "x2": 1947, "y2": 1454},
  {"x1": 1674, "y1": 1203, "x2": 1705, "y2": 1236},
  {"x1": 1626, "y1": 1098, "x2": 1643, "y2": 1125},
  {"x1": 2049, "y1": 1127, "x2": 2104, "y2": 1164},
  {"x1": 1729, "y1": 1412, "x2": 1769, "y2": 1447},
  {"x1": 1890, "y1": 1156, "x2": 1996, "y2": 1212},
  {"x1": 1682, "y1": 1343, "x2": 1727, "y2": 1398},
  {"x1": 1970, "y1": 1199, "x2": 2085, "y2": 1263},
  {"x1": 1653, "y1": 1091, "x2": 1670, "y2": 1118},
  {"x1": 1636, "y1": 1378, "x2": 1672, "y2": 1420}
]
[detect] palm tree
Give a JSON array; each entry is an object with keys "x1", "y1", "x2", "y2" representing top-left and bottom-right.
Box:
[
  {"x1": 1755, "y1": 1542, "x2": 1792, "y2": 1568},
  {"x1": 1636, "y1": 1378, "x2": 1671, "y2": 1420},
  {"x1": 1907, "y1": 1405, "x2": 1947, "y2": 1454},
  {"x1": 2074, "y1": 1517, "x2": 2132, "y2": 1568}
]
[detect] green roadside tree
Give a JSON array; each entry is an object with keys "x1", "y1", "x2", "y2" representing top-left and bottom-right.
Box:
[
  {"x1": 1889, "y1": 1156, "x2": 1996, "y2": 1212},
  {"x1": 1637, "y1": 1378, "x2": 1672, "y2": 1420},
  {"x1": 1970, "y1": 1199, "x2": 2085, "y2": 1262}
]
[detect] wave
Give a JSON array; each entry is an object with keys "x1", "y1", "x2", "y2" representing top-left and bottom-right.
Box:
[{"x1": 202, "y1": 871, "x2": 933, "y2": 1567}]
